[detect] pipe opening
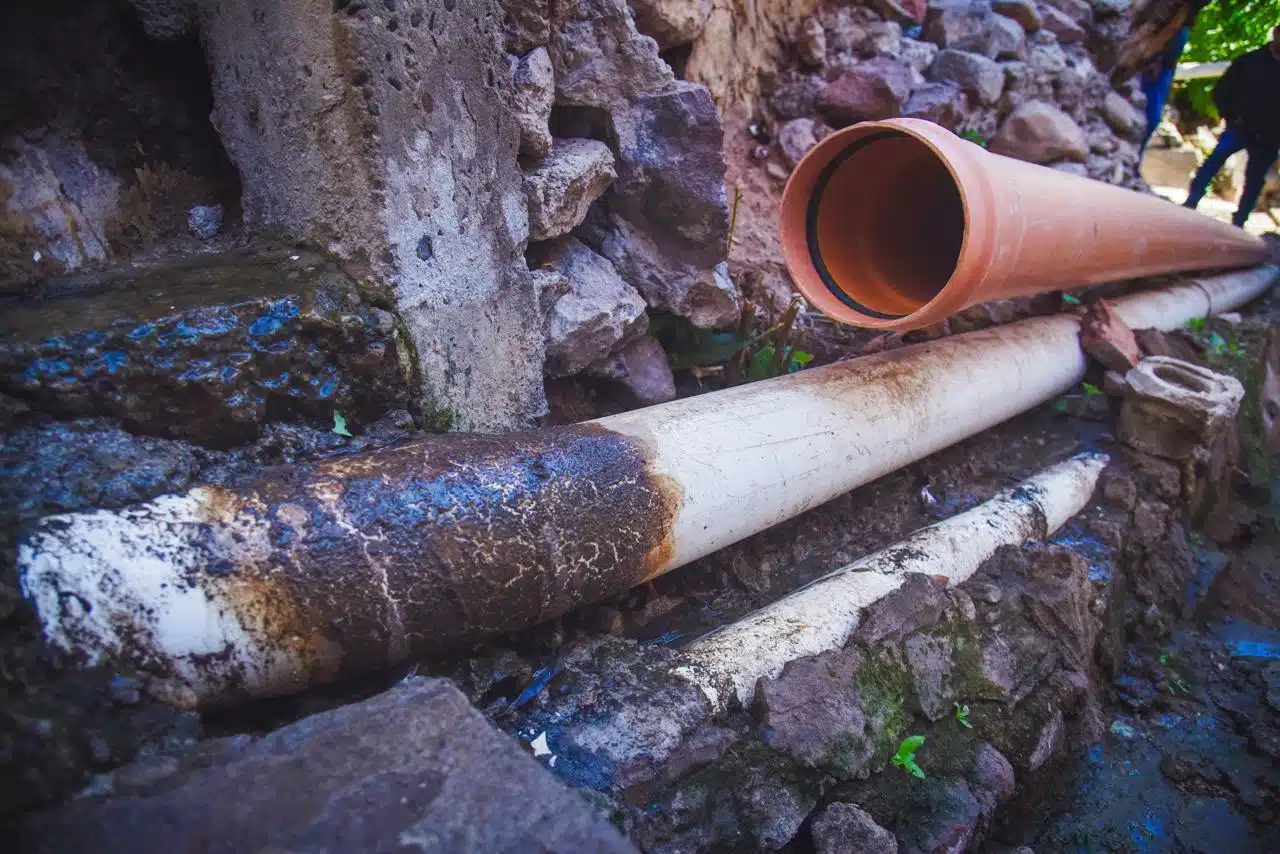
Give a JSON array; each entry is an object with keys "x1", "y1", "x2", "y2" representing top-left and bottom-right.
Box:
[
  {"x1": 1153, "y1": 363, "x2": 1212, "y2": 393},
  {"x1": 808, "y1": 131, "x2": 966, "y2": 319}
]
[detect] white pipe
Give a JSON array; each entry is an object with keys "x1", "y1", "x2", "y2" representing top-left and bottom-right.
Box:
[
  {"x1": 670, "y1": 454, "x2": 1108, "y2": 713},
  {"x1": 1174, "y1": 61, "x2": 1228, "y2": 81},
  {"x1": 598, "y1": 265, "x2": 1279, "y2": 573},
  {"x1": 17, "y1": 266, "x2": 1276, "y2": 706}
]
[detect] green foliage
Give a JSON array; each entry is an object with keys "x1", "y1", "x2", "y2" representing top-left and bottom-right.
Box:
[
  {"x1": 1061, "y1": 293, "x2": 1082, "y2": 306},
  {"x1": 954, "y1": 702, "x2": 973, "y2": 729},
  {"x1": 747, "y1": 346, "x2": 814, "y2": 381},
  {"x1": 891, "y1": 735, "x2": 926, "y2": 779},
  {"x1": 960, "y1": 129, "x2": 988, "y2": 148},
  {"x1": 1187, "y1": 316, "x2": 1208, "y2": 331},
  {"x1": 1081, "y1": 381, "x2": 1103, "y2": 397},
  {"x1": 1178, "y1": 2, "x2": 1280, "y2": 120},
  {"x1": 332, "y1": 411, "x2": 352, "y2": 437}
]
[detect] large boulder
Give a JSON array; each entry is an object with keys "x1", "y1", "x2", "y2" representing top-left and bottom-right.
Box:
[
  {"x1": 630, "y1": 0, "x2": 713, "y2": 49},
  {"x1": 524, "y1": 139, "x2": 617, "y2": 241},
  {"x1": 202, "y1": 0, "x2": 546, "y2": 431},
  {"x1": 818, "y1": 57, "x2": 917, "y2": 125},
  {"x1": 931, "y1": 49, "x2": 1005, "y2": 106},
  {"x1": 22, "y1": 679, "x2": 639, "y2": 853},
  {"x1": 600, "y1": 82, "x2": 738, "y2": 328},
  {"x1": 528, "y1": 236, "x2": 647, "y2": 377},
  {"x1": 548, "y1": 0, "x2": 675, "y2": 108},
  {"x1": 989, "y1": 100, "x2": 1088, "y2": 163}
]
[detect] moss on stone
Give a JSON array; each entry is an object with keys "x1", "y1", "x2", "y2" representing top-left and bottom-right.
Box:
[{"x1": 854, "y1": 646, "x2": 910, "y2": 767}]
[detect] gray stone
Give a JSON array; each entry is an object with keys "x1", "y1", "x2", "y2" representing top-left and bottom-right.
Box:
[
  {"x1": 818, "y1": 58, "x2": 917, "y2": 125},
  {"x1": 923, "y1": 2, "x2": 997, "y2": 56},
  {"x1": 988, "y1": 14, "x2": 1027, "y2": 60},
  {"x1": 501, "y1": 0, "x2": 551, "y2": 54},
  {"x1": 737, "y1": 767, "x2": 817, "y2": 850},
  {"x1": 602, "y1": 82, "x2": 738, "y2": 329},
  {"x1": 992, "y1": 0, "x2": 1042, "y2": 31},
  {"x1": 795, "y1": 16, "x2": 827, "y2": 67},
  {"x1": 897, "y1": 780, "x2": 983, "y2": 854},
  {"x1": 772, "y1": 74, "x2": 828, "y2": 120},
  {"x1": 967, "y1": 743, "x2": 1016, "y2": 814},
  {"x1": 185, "y1": 204, "x2": 223, "y2": 240},
  {"x1": 931, "y1": 49, "x2": 1005, "y2": 106},
  {"x1": 1027, "y1": 707, "x2": 1066, "y2": 770},
  {"x1": 811, "y1": 803, "x2": 899, "y2": 854},
  {"x1": 24, "y1": 679, "x2": 639, "y2": 854},
  {"x1": 127, "y1": 0, "x2": 195, "y2": 40},
  {"x1": 902, "y1": 81, "x2": 967, "y2": 132},
  {"x1": 905, "y1": 632, "x2": 956, "y2": 721},
  {"x1": 855, "y1": 573, "x2": 948, "y2": 646},
  {"x1": 512, "y1": 47, "x2": 555, "y2": 158},
  {"x1": 1040, "y1": 5, "x2": 1085, "y2": 43},
  {"x1": 549, "y1": 0, "x2": 675, "y2": 108},
  {"x1": 588, "y1": 335, "x2": 676, "y2": 404},
  {"x1": 756, "y1": 648, "x2": 875, "y2": 779},
  {"x1": 1102, "y1": 91, "x2": 1144, "y2": 140},
  {"x1": 202, "y1": 0, "x2": 546, "y2": 432},
  {"x1": 0, "y1": 249, "x2": 407, "y2": 448},
  {"x1": 1043, "y1": 0, "x2": 1093, "y2": 24},
  {"x1": 1093, "y1": 0, "x2": 1129, "y2": 13},
  {"x1": 524, "y1": 139, "x2": 616, "y2": 241},
  {"x1": 1029, "y1": 40, "x2": 1068, "y2": 74},
  {"x1": 528, "y1": 237, "x2": 647, "y2": 377},
  {"x1": 1053, "y1": 161, "x2": 1089, "y2": 177},
  {"x1": 778, "y1": 117, "x2": 820, "y2": 167},
  {"x1": 865, "y1": 21, "x2": 904, "y2": 58},
  {"x1": 990, "y1": 100, "x2": 1087, "y2": 163},
  {"x1": 631, "y1": 0, "x2": 713, "y2": 49},
  {"x1": 900, "y1": 37, "x2": 941, "y2": 74}
]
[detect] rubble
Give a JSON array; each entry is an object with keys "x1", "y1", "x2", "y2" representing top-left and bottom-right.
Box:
[
  {"x1": 990, "y1": 100, "x2": 1089, "y2": 163},
  {"x1": 524, "y1": 139, "x2": 617, "y2": 241},
  {"x1": 1080, "y1": 299, "x2": 1142, "y2": 373},
  {"x1": 819, "y1": 58, "x2": 918, "y2": 125}
]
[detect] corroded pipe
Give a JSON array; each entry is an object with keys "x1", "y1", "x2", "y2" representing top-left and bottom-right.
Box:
[
  {"x1": 18, "y1": 266, "x2": 1278, "y2": 707},
  {"x1": 779, "y1": 118, "x2": 1269, "y2": 330}
]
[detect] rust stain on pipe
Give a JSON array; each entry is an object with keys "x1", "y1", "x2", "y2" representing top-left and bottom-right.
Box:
[{"x1": 29, "y1": 425, "x2": 681, "y2": 703}]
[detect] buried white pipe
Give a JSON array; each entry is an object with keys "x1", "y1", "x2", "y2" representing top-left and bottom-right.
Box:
[
  {"x1": 671, "y1": 453, "x2": 1109, "y2": 713},
  {"x1": 598, "y1": 264, "x2": 1279, "y2": 571},
  {"x1": 16, "y1": 265, "x2": 1277, "y2": 707}
]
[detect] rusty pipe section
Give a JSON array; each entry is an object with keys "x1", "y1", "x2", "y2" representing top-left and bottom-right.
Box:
[
  {"x1": 780, "y1": 118, "x2": 1269, "y2": 330},
  {"x1": 18, "y1": 266, "x2": 1278, "y2": 707}
]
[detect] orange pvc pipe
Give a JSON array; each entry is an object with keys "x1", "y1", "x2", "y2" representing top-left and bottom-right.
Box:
[{"x1": 779, "y1": 118, "x2": 1269, "y2": 330}]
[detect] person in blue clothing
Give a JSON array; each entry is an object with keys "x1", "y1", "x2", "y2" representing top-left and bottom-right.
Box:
[
  {"x1": 1184, "y1": 25, "x2": 1280, "y2": 227},
  {"x1": 1139, "y1": 25, "x2": 1193, "y2": 154}
]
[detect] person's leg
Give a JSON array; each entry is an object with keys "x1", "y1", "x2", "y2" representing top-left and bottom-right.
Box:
[
  {"x1": 1140, "y1": 69, "x2": 1175, "y2": 154},
  {"x1": 1186, "y1": 125, "x2": 1246, "y2": 209},
  {"x1": 1234, "y1": 140, "x2": 1279, "y2": 227}
]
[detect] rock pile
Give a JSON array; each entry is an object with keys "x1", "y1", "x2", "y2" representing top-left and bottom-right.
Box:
[{"x1": 762, "y1": 1, "x2": 1145, "y2": 187}]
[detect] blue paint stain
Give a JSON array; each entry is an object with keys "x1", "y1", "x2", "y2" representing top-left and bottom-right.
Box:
[{"x1": 511, "y1": 662, "x2": 563, "y2": 710}]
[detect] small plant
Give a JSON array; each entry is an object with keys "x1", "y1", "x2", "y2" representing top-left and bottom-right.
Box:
[
  {"x1": 891, "y1": 734, "x2": 926, "y2": 779},
  {"x1": 960, "y1": 129, "x2": 988, "y2": 148},
  {"x1": 1187, "y1": 316, "x2": 1208, "y2": 331},
  {"x1": 332, "y1": 411, "x2": 353, "y2": 437},
  {"x1": 1061, "y1": 293, "x2": 1082, "y2": 306},
  {"x1": 1081, "y1": 381, "x2": 1103, "y2": 396},
  {"x1": 954, "y1": 702, "x2": 973, "y2": 729},
  {"x1": 747, "y1": 345, "x2": 814, "y2": 381}
]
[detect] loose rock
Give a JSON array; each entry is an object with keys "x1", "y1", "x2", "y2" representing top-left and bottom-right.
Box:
[
  {"x1": 811, "y1": 802, "x2": 899, "y2": 854},
  {"x1": 992, "y1": 0, "x2": 1042, "y2": 32},
  {"x1": 899, "y1": 37, "x2": 941, "y2": 75},
  {"x1": 548, "y1": 0, "x2": 675, "y2": 109},
  {"x1": 988, "y1": 14, "x2": 1027, "y2": 61},
  {"x1": 512, "y1": 47, "x2": 556, "y2": 158},
  {"x1": 989, "y1": 100, "x2": 1087, "y2": 163},
  {"x1": 772, "y1": 74, "x2": 828, "y2": 119},
  {"x1": 1101, "y1": 91, "x2": 1145, "y2": 141},
  {"x1": 795, "y1": 16, "x2": 827, "y2": 67},
  {"x1": 1080, "y1": 299, "x2": 1142, "y2": 373},
  {"x1": 588, "y1": 335, "x2": 676, "y2": 405},
  {"x1": 903, "y1": 82, "x2": 969, "y2": 130},
  {"x1": 630, "y1": 0, "x2": 713, "y2": 49},
  {"x1": 524, "y1": 138, "x2": 616, "y2": 241},
  {"x1": 500, "y1": 0, "x2": 551, "y2": 54},
  {"x1": 923, "y1": 2, "x2": 997, "y2": 56},
  {"x1": 1040, "y1": 5, "x2": 1085, "y2": 44},
  {"x1": 931, "y1": 49, "x2": 1005, "y2": 106},
  {"x1": 528, "y1": 236, "x2": 647, "y2": 377},
  {"x1": 777, "y1": 118, "x2": 820, "y2": 167},
  {"x1": 818, "y1": 58, "x2": 917, "y2": 125}
]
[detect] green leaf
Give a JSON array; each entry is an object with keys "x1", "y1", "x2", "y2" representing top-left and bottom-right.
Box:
[
  {"x1": 1052, "y1": 399, "x2": 1068, "y2": 414},
  {"x1": 1187, "y1": 316, "x2": 1207, "y2": 331},
  {"x1": 960, "y1": 129, "x2": 988, "y2": 148},
  {"x1": 788, "y1": 350, "x2": 815, "y2": 373},
  {"x1": 748, "y1": 346, "x2": 778, "y2": 382},
  {"x1": 1061, "y1": 293, "x2": 1081, "y2": 306},
  {"x1": 332, "y1": 411, "x2": 353, "y2": 437},
  {"x1": 1206, "y1": 331, "x2": 1227, "y2": 356},
  {"x1": 891, "y1": 735, "x2": 926, "y2": 779},
  {"x1": 954, "y1": 702, "x2": 973, "y2": 729},
  {"x1": 1081, "y1": 381, "x2": 1103, "y2": 396}
]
